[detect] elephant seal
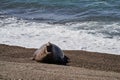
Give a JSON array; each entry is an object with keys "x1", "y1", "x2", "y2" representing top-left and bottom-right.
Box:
[{"x1": 32, "y1": 42, "x2": 69, "y2": 64}]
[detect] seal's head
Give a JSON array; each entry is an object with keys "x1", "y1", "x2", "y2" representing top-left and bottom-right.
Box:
[{"x1": 46, "y1": 42, "x2": 52, "y2": 53}]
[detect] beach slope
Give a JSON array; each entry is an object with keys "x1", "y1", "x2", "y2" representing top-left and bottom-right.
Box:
[{"x1": 0, "y1": 44, "x2": 120, "y2": 80}]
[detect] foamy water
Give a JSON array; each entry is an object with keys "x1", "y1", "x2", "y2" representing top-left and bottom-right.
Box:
[{"x1": 0, "y1": 16, "x2": 120, "y2": 55}]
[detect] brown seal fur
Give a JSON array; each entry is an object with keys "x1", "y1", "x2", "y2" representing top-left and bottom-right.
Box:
[{"x1": 32, "y1": 42, "x2": 69, "y2": 64}]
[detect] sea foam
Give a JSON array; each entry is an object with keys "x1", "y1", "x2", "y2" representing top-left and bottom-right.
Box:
[{"x1": 0, "y1": 16, "x2": 120, "y2": 55}]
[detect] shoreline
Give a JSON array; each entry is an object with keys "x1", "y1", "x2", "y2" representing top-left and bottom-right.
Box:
[
  {"x1": 1, "y1": 43, "x2": 120, "y2": 55},
  {"x1": 0, "y1": 44, "x2": 120, "y2": 72},
  {"x1": 0, "y1": 44, "x2": 120, "y2": 79}
]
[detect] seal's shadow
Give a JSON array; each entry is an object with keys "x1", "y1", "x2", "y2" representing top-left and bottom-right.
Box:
[{"x1": 40, "y1": 54, "x2": 70, "y2": 65}]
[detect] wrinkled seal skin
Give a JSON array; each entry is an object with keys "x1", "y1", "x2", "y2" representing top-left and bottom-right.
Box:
[{"x1": 32, "y1": 42, "x2": 69, "y2": 65}]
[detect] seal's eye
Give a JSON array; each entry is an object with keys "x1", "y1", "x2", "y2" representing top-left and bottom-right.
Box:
[{"x1": 47, "y1": 45, "x2": 52, "y2": 52}]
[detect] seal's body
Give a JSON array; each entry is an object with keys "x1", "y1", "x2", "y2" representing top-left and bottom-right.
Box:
[
  {"x1": 32, "y1": 42, "x2": 67, "y2": 64},
  {"x1": 50, "y1": 43, "x2": 64, "y2": 62}
]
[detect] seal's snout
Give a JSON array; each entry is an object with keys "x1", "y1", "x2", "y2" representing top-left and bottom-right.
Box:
[{"x1": 46, "y1": 44, "x2": 52, "y2": 53}]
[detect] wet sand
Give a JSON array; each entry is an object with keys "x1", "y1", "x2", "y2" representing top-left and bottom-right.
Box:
[{"x1": 0, "y1": 44, "x2": 120, "y2": 80}]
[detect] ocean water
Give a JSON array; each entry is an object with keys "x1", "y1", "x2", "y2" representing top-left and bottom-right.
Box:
[{"x1": 0, "y1": 0, "x2": 120, "y2": 55}]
